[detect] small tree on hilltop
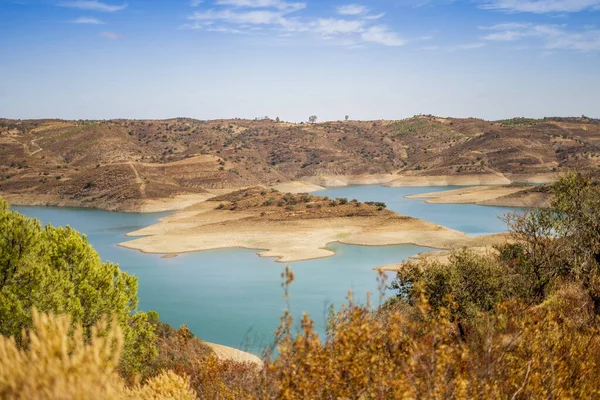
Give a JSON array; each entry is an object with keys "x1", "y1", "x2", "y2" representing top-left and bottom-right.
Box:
[
  {"x1": 345, "y1": 115, "x2": 349, "y2": 121},
  {"x1": 309, "y1": 115, "x2": 318, "y2": 124}
]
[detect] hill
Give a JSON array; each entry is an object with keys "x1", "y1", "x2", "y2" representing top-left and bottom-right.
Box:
[{"x1": 1, "y1": 116, "x2": 599, "y2": 211}]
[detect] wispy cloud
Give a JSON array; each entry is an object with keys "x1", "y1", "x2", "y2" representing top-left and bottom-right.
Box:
[
  {"x1": 190, "y1": 0, "x2": 204, "y2": 6},
  {"x1": 423, "y1": 42, "x2": 487, "y2": 51},
  {"x1": 215, "y1": 0, "x2": 306, "y2": 12},
  {"x1": 362, "y1": 25, "x2": 405, "y2": 46},
  {"x1": 337, "y1": 4, "x2": 369, "y2": 15},
  {"x1": 71, "y1": 16, "x2": 103, "y2": 24},
  {"x1": 315, "y1": 18, "x2": 364, "y2": 35},
  {"x1": 184, "y1": 0, "x2": 403, "y2": 47},
  {"x1": 188, "y1": 9, "x2": 287, "y2": 25},
  {"x1": 364, "y1": 13, "x2": 386, "y2": 20},
  {"x1": 480, "y1": 0, "x2": 600, "y2": 13},
  {"x1": 480, "y1": 22, "x2": 600, "y2": 51},
  {"x1": 100, "y1": 31, "x2": 122, "y2": 39},
  {"x1": 58, "y1": 1, "x2": 127, "y2": 12}
]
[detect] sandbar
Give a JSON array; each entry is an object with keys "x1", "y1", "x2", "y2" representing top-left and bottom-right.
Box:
[{"x1": 406, "y1": 185, "x2": 551, "y2": 208}]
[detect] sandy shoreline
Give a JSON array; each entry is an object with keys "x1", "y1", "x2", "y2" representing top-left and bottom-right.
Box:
[
  {"x1": 2, "y1": 173, "x2": 556, "y2": 213},
  {"x1": 119, "y1": 193, "x2": 511, "y2": 263},
  {"x1": 376, "y1": 239, "x2": 507, "y2": 272},
  {"x1": 205, "y1": 342, "x2": 263, "y2": 366},
  {"x1": 406, "y1": 185, "x2": 551, "y2": 208},
  {"x1": 303, "y1": 173, "x2": 556, "y2": 189},
  {"x1": 407, "y1": 186, "x2": 530, "y2": 204}
]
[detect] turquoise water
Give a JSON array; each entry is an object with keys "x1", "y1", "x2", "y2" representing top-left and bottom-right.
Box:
[
  {"x1": 318, "y1": 186, "x2": 515, "y2": 236},
  {"x1": 13, "y1": 186, "x2": 515, "y2": 354}
]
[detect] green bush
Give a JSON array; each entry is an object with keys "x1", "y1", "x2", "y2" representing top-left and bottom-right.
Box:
[{"x1": 0, "y1": 199, "x2": 157, "y2": 378}]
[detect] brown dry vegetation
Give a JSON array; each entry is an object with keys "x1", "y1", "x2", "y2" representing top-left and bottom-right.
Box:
[
  {"x1": 1, "y1": 172, "x2": 600, "y2": 398},
  {"x1": 209, "y1": 187, "x2": 393, "y2": 220},
  {"x1": 1, "y1": 116, "x2": 599, "y2": 210}
]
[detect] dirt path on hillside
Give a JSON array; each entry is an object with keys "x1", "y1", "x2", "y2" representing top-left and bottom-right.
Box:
[
  {"x1": 129, "y1": 162, "x2": 146, "y2": 197},
  {"x1": 29, "y1": 138, "x2": 43, "y2": 156}
]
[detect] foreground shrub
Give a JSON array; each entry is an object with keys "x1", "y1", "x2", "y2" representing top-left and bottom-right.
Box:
[
  {"x1": 0, "y1": 198, "x2": 156, "y2": 378},
  {"x1": 268, "y1": 285, "x2": 600, "y2": 399},
  {"x1": 0, "y1": 310, "x2": 196, "y2": 399}
]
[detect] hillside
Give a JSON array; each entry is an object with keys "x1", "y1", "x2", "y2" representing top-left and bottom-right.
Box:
[{"x1": 1, "y1": 116, "x2": 599, "y2": 211}]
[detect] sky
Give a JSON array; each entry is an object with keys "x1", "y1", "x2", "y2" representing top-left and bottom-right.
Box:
[{"x1": 0, "y1": 0, "x2": 599, "y2": 122}]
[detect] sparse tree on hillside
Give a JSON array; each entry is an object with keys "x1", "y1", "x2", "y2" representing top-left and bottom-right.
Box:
[
  {"x1": 309, "y1": 115, "x2": 318, "y2": 124},
  {"x1": 345, "y1": 115, "x2": 349, "y2": 121},
  {"x1": 276, "y1": 117, "x2": 281, "y2": 123}
]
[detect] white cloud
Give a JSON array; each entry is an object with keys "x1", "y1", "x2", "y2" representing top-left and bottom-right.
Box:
[
  {"x1": 185, "y1": 0, "x2": 404, "y2": 47},
  {"x1": 337, "y1": 4, "x2": 369, "y2": 15},
  {"x1": 482, "y1": 30, "x2": 525, "y2": 41},
  {"x1": 362, "y1": 25, "x2": 406, "y2": 46},
  {"x1": 422, "y1": 42, "x2": 486, "y2": 51},
  {"x1": 364, "y1": 13, "x2": 386, "y2": 20},
  {"x1": 315, "y1": 18, "x2": 364, "y2": 35},
  {"x1": 71, "y1": 16, "x2": 103, "y2": 24},
  {"x1": 479, "y1": 22, "x2": 531, "y2": 30},
  {"x1": 58, "y1": 1, "x2": 127, "y2": 12},
  {"x1": 188, "y1": 9, "x2": 285, "y2": 25},
  {"x1": 190, "y1": 0, "x2": 204, "y2": 6},
  {"x1": 215, "y1": 0, "x2": 306, "y2": 12},
  {"x1": 480, "y1": 0, "x2": 600, "y2": 13},
  {"x1": 480, "y1": 22, "x2": 600, "y2": 51}
]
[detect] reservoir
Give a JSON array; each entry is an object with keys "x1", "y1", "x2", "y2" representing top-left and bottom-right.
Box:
[{"x1": 13, "y1": 185, "x2": 515, "y2": 354}]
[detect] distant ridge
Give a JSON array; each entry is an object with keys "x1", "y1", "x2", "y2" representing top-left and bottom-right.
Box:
[{"x1": 1, "y1": 115, "x2": 598, "y2": 211}]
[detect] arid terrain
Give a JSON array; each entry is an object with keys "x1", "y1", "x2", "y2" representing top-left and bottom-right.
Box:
[
  {"x1": 119, "y1": 188, "x2": 509, "y2": 262},
  {"x1": 406, "y1": 184, "x2": 554, "y2": 208},
  {"x1": 1, "y1": 116, "x2": 599, "y2": 211}
]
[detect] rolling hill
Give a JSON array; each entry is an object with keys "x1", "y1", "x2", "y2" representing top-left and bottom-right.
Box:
[{"x1": 1, "y1": 115, "x2": 598, "y2": 211}]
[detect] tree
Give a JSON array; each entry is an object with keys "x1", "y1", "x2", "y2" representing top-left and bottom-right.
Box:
[
  {"x1": 500, "y1": 171, "x2": 600, "y2": 310},
  {"x1": 345, "y1": 115, "x2": 349, "y2": 121},
  {"x1": 309, "y1": 115, "x2": 318, "y2": 124},
  {"x1": 276, "y1": 117, "x2": 281, "y2": 123},
  {"x1": 0, "y1": 198, "x2": 157, "y2": 377},
  {"x1": 391, "y1": 249, "x2": 510, "y2": 325}
]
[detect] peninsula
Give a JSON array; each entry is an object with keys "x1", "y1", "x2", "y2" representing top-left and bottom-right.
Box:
[{"x1": 119, "y1": 188, "x2": 508, "y2": 263}]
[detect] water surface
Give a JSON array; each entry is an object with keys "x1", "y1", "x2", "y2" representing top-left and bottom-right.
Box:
[{"x1": 13, "y1": 185, "x2": 514, "y2": 353}]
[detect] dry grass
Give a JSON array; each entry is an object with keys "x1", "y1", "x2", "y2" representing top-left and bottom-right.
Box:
[
  {"x1": 0, "y1": 310, "x2": 196, "y2": 400},
  {"x1": 2, "y1": 116, "x2": 599, "y2": 211}
]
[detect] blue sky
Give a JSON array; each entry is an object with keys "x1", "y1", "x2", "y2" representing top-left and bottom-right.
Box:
[{"x1": 1, "y1": 0, "x2": 599, "y2": 121}]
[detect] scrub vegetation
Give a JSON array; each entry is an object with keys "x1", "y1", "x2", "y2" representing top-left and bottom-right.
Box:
[
  {"x1": 2, "y1": 116, "x2": 600, "y2": 211},
  {"x1": 0, "y1": 171, "x2": 599, "y2": 398}
]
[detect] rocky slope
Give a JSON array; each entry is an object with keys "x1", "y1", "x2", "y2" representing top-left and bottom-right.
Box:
[{"x1": 1, "y1": 116, "x2": 598, "y2": 211}]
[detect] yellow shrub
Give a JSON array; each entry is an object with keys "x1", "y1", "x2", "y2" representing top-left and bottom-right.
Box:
[
  {"x1": 267, "y1": 288, "x2": 600, "y2": 399},
  {"x1": 0, "y1": 310, "x2": 196, "y2": 400}
]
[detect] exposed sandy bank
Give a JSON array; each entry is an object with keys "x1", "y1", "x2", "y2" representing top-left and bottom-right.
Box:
[
  {"x1": 303, "y1": 174, "x2": 398, "y2": 187},
  {"x1": 407, "y1": 185, "x2": 551, "y2": 208},
  {"x1": 205, "y1": 342, "x2": 263, "y2": 366},
  {"x1": 138, "y1": 189, "x2": 235, "y2": 212},
  {"x1": 271, "y1": 181, "x2": 326, "y2": 194},
  {"x1": 406, "y1": 186, "x2": 530, "y2": 204},
  {"x1": 386, "y1": 174, "x2": 511, "y2": 187},
  {"x1": 303, "y1": 173, "x2": 557, "y2": 189},
  {"x1": 376, "y1": 233, "x2": 511, "y2": 272},
  {"x1": 1, "y1": 193, "x2": 141, "y2": 212},
  {"x1": 505, "y1": 173, "x2": 557, "y2": 184},
  {"x1": 2, "y1": 189, "x2": 234, "y2": 213},
  {"x1": 119, "y1": 189, "x2": 510, "y2": 263}
]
